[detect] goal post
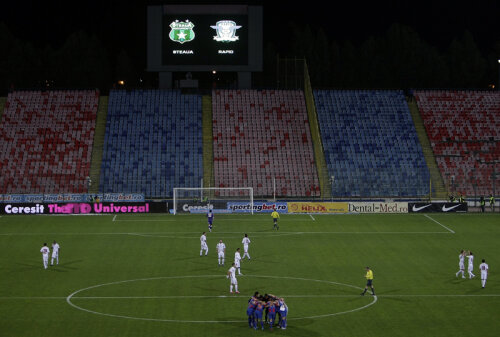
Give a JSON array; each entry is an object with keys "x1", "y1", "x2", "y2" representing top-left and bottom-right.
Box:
[{"x1": 173, "y1": 187, "x2": 254, "y2": 215}]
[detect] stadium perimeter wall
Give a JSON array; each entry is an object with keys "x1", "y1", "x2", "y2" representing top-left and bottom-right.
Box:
[{"x1": 0, "y1": 200, "x2": 471, "y2": 215}]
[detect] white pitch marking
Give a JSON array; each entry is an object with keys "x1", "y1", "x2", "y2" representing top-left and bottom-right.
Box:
[
  {"x1": 114, "y1": 219, "x2": 178, "y2": 222},
  {"x1": 0, "y1": 297, "x2": 67, "y2": 300},
  {"x1": 65, "y1": 274, "x2": 377, "y2": 323},
  {"x1": 126, "y1": 232, "x2": 302, "y2": 239},
  {"x1": 1, "y1": 294, "x2": 499, "y2": 301},
  {"x1": 0, "y1": 231, "x2": 452, "y2": 236},
  {"x1": 379, "y1": 294, "x2": 500, "y2": 298},
  {"x1": 112, "y1": 215, "x2": 306, "y2": 223},
  {"x1": 309, "y1": 214, "x2": 315, "y2": 221},
  {"x1": 424, "y1": 214, "x2": 455, "y2": 234}
]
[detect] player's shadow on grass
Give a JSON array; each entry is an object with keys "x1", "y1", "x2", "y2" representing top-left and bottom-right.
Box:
[
  {"x1": 465, "y1": 287, "x2": 484, "y2": 294},
  {"x1": 175, "y1": 255, "x2": 203, "y2": 262},
  {"x1": 193, "y1": 285, "x2": 225, "y2": 293},
  {"x1": 15, "y1": 262, "x2": 42, "y2": 270},
  {"x1": 450, "y1": 278, "x2": 467, "y2": 284},
  {"x1": 376, "y1": 289, "x2": 402, "y2": 295},
  {"x1": 16, "y1": 259, "x2": 83, "y2": 271},
  {"x1": 379, "y1": 296, "x2": 411, "y2": 304},
  {"x1": 49, "y1": 259, "x2": 84, "y2": 271},
  {"x1": 224, "y1": 321, "x2": 318, "y2": 334}
]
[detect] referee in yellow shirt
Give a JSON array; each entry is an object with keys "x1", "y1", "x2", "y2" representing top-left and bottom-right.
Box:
[
  {"x1": 361, "y1": 266, "x2": 375, "y2": 296},
  {"x1": 271, "y1": 208, "x2": 280, "y2": 230}
]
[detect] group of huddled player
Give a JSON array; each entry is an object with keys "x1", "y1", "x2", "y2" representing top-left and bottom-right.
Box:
[{"x1": 247, "y1": 292, "x2": 288, "y2": 331}]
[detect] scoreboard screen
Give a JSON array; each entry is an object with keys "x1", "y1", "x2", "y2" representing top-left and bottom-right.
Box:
[
  {"x1": 147, "y1": 5, "x2": 262, "y2": 72},
  {"x1": 162, "y1": 15, "x2": 248, "y2": 65}
]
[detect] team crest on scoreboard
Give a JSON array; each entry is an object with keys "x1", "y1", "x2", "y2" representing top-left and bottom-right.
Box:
[
  {"x1": 210, "y1": 20, "x2": 241, "y2": 42},
  {"x1": 169, "y1": 20, "x2": 195, "y2": 44}
]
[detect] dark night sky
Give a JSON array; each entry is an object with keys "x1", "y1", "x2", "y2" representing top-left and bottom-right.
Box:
[{"x1": 1, "y1": 0, "x2": 499, "y2": 64}]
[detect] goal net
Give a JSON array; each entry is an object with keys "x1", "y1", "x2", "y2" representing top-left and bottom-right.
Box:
[{"x1": 172, "y1": 187, "x2": 254, "y2": 215}]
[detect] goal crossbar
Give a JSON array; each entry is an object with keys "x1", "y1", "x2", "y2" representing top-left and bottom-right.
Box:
[{"x1": 173, "y1": 187, "x2": 254, "y2": 215}]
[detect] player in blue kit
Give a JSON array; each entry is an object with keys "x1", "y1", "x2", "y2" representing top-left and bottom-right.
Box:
[
  {"x1": 267, "y1": 300, "x2": 277, "y2": 330},
  {"x1": 278, "y1": 298, "x2": 288, "y2": 329},
  {"x1": 253, "y1": 300, "x2": 265, "y2": 330},
  {"x1": 246, "y1": 297, "x2": 257, "y2": 328},
  {"x1": 262, "y1": 293, "x2": 277, "y2": 323},
  {"x1": 207, "y1": 209, "x2": 214, "y2": 232}
]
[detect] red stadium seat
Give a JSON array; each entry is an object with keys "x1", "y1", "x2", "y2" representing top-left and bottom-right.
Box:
[
  {"x1": 0, "y1": 90, "x2": 99, "y2": 194},
  {"x1": 212, "y1": 89, "x2": 320, "y2": 197},
  {"x1": 415, "y1": 90, "x2": 500, "y2": 196}
]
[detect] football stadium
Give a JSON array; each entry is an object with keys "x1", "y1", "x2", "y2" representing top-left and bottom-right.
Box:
[{"x1": 0, "y1": 2, "x2": 499, "y2": 337}]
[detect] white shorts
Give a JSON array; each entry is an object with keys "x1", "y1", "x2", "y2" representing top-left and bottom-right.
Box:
[
  {"x1": 243, "y1": 244, "x2": 249, "y2": 253},
  {"x1": 230, "y1": 277, "x2": 238, "y2": 285},
  {"x1": 201, "y1": 243, "x2": 208, "y2": 250},
  {"x1": 459, "y1": 263, "x2": 464, "y2": 270},
  {"x1": 43, "y1": 255, "x2": 49, "y2": 262},
  {"x1": 218, "y1": 252, "x2": 225, "y2": 258},
  {"x1": 481, "y1": 272, "x2": 488, "y2": 280},
  {"x1": 468, "y1": 264, "x2": 473, "y2": 271},
  {"x1": 52, "y1": 252, "x2": 58, "y2": 258},
  {"x1": 235, "y1": 261, "x2": 240, "y2": 268}
]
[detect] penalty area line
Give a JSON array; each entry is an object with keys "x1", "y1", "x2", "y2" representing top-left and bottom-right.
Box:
[
  {"x1": 424, "y1": 214, "x2": 455, "y2": 234},
  {"x1": 309, "y1": 214, "x2": 315, "y2": 221}
]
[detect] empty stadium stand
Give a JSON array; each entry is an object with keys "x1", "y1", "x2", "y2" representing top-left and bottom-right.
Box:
[
  {"x1": 212, "y1": 89, "x2": 320, "y2": 197},
  {"x1": 414, "y1": 90, "x2": 500, "y2": 196},
  {"x1": 314, "y1": 90, "x2": 430, "y2": 197},
  {"x1": 99, "y1": 90, "x2": 203, "y2": 197},
  {"x1": 0, "y1": 90, "x2": 99, "y2": 193}
]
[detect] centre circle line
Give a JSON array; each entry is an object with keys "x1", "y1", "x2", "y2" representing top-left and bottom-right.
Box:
[{"x1": 66, "y1": 275, "x2": 377, "y2": 323}]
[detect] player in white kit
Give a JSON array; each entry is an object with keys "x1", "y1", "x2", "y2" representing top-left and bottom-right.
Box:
[
  {"x1": 479, "y1": 259, "x2": 489, "y2": 288},
  {"x1": 40, "y1": 243, "x2": 50, "y2": 269},
  {"x1": 466, "y1": 251, "x2": 475, "y2": 279},
  {"x1": 216, "y1": 240, "x2": 226, "y2": 266},
  {"x1": 234, "y1": 248, "x2": 242, "y2": 275},
  {"x1": 242, "y1": 234, "x2": 251, "y2": 259},
  {"x1": 227, "y1": 262, "x2": 239, "y2": 293},
  {"x1": 455, "y1": 250, "x2": 465, "y2": 278},
  {"x1": 51, "y1": 240, "x2": 60, "y2": 266},
  {"x1": 200, "y1": 232, "x2": 208, "y2": 256}
]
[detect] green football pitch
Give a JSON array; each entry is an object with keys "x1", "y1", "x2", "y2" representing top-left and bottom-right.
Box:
[{"x1": 0, "y1": 213, "x2": 498, "y2": 337}]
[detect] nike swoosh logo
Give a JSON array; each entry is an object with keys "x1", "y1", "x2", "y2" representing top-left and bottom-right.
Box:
[
  {"x1": 442, "y1": 204, "x2": 461, "y2": 212},
  {"x1": 412, "y1": 204, "x2": 432, "y2": 212}
]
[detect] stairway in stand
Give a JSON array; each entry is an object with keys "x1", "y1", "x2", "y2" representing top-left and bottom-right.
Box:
[
  {"x1": 88, "y1": 96, "x2": 109, "y2": 194},
  {"x1": 407, "y1": 98, "x2": 447, "y2": 199},
  {"x1": 202, "y1": 95, "x2": 214, "y2": 188},
  {"x1": 0, "y1": 97, "x2": 6, "y2": 120}
]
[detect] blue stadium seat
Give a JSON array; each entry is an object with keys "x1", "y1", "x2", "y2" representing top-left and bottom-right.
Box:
[
  {"x1": 314, "y1": 90, "x2": 430, "y2": 197},
  {"x1": 99, "y1": 90, "x2": 203, "y2": 197}
]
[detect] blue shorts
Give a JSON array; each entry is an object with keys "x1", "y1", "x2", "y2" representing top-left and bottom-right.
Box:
[
  {"x1": 247, "y1": 309, "x2": 254, "y2": 316},
  {"x1": 254, "y1": 310, "x2": 263, "y2": 319},
  {"x1": 268, "y1": 313, "x2": 276, "y2": 320},
  {"x1": 366, "y1": 279, "x2": 373, "y2": 287},
  {"x1": 208, "y1": 219, "x2": 213, "y2": 224},
  {"x1": 279, "y1": 310, "x2": 287, "y2": 318}
]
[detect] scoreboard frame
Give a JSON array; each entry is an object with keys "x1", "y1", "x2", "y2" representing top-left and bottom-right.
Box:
[{"x1": 147, "y1": 5, "x2": 263, "y2": 72}]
